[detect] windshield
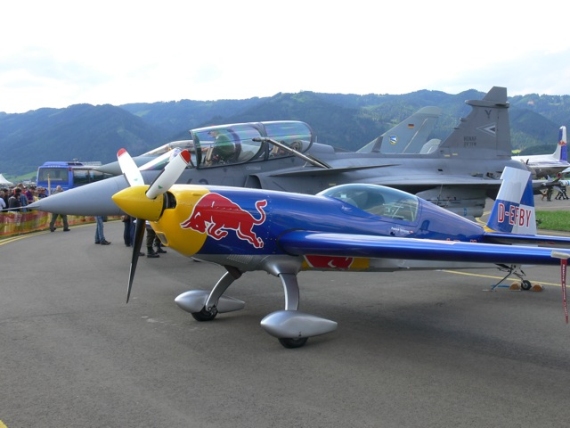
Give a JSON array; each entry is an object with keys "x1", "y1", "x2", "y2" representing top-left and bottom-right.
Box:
[
  {"x1": 37, "y1": 167, "x2": 67, "y2": 182},
  {"x1": 192, "y1": 124, "x2": 261, "y2": 167},
  {"x1": 320, "y1": 183, "x2": 419, "y2": 222}
]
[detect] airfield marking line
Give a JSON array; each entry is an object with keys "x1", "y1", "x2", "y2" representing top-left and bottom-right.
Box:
[
  {"x1": 0, "y1": 235, "x2": 31, "y2": 245},
  {"x1": 441, "y1": 269, "x2": 560, "y2": 287},
  {"x1": 0, "y1": 222, "x2": 99, "y2": 246},
  {"x1": 0, "y1": 420, "x2": 8, "y2": 428}
]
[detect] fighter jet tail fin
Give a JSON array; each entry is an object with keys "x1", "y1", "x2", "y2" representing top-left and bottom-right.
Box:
[
  {"x1": 438, "y1": 86, "x2": 512, "y2": 159},
  {"x1": 360, "y1": 106, "x2": 442, "y2": 154}
]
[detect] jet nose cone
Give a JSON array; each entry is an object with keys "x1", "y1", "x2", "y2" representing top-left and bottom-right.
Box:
[
  {"x1": 112, "y1": 186, "x2": 164, "y2": 221},
  {"x1": 28, "y1": 175, "x2": 130, "y2": 216},
  {"x1": 95, "y1": 161, "x2": 122, "y2": 175}
]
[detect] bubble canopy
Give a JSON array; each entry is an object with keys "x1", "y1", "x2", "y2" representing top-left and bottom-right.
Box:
[{"x1": 319, "y1": 183, "x2": 419, "y2": 221}]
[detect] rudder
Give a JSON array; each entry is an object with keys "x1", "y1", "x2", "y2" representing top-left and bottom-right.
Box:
[{"x1": 486, "y1": 167, "x2": 536, "y2": 235}]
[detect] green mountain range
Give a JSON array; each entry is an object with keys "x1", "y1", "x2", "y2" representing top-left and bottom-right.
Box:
[{"x1": 1, "y1": 89, "x2": 569, "y2": 178}]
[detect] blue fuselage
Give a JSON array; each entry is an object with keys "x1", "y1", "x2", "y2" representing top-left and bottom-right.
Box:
[{"x1": 193, "y1": 186, "x2": 484, "y2": 256}]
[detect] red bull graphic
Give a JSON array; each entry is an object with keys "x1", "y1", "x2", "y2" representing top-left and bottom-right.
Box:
[
  {"x1": 305, "y1": 255, "x2": 355, "y2": 270},
  {"x1": 180, "y1": 192, "x2": 267, "y2": 248}
]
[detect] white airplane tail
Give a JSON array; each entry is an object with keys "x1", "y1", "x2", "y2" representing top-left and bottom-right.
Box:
[
  {"x1": 486, "y1": 167, "x2": 536, "y2": 235},
  {"x1": 557, "y1": 126, "x2": 567, "y2": 161}
]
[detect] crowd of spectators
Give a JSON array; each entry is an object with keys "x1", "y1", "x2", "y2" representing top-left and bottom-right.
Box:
[{"x1": 0, "y1": 184, "x2": 48, "y2": 211}]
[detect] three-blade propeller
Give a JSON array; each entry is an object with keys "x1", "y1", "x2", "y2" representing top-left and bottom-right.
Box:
[{"x1": 116, "y1": 148, "x2": 191, "y2": 303}]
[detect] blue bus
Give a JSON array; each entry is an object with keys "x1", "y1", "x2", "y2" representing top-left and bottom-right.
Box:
[{"x1": 36, "y1": 161, "x2": 112, "y2": 194}]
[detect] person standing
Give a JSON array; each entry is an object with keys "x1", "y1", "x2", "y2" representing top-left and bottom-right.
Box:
[
  {"x1": 94, "y1": 216, "x2": 111, "y2": 245},
  {"x1": 8, "y1": 188, "x2": 23, "y2": 211},
  {"x1": 122, "y1": 215, "x2": 132, "y2": 246},
  {"x1": 17, "y1": 186, "x2": 28, "y2": 212},
  {"x1": 1, "y1": 187, "x2": 8, "y2": 207},
  {"x1": 0, "y1": 189, "x2": 7, "y2": 211},
  {"x1": 145, "y1": 221, "x2": 160, "y2": 258},
  {"x1": 49, "y1": 185, "x2": 70, "y2": 231}
]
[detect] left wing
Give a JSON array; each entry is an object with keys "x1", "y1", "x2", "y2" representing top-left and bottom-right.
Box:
[{"x1": 279, "y1": 231, "x2": 566, "y2": 266}]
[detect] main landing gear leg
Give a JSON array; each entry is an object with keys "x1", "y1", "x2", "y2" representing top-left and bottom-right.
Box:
[
  {"x1": 277, "y1": 274, "x2": 305, "y2": 349},
  {"x1": 174, "y1": 266, "x2": 245, "y2": 320}
]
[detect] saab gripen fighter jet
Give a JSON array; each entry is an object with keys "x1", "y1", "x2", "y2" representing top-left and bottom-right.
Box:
[
  {"x1": 112, "y1": 149, "x2": 570, "y2": 348},
  {"x1": 29, "y1": 86, "x2": 529, "y2": 219}
]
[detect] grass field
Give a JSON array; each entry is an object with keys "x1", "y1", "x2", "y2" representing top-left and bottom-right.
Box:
[{"x1": 536, "y1": 210, "x2": 570, "y2": 232}]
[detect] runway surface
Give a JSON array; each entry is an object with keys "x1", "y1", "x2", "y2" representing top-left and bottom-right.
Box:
[{"x1": 1, "y1": 218, "x2": 570, "y2": 427}]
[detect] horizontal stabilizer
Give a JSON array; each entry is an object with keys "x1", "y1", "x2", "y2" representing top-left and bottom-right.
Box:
[{"x1": 482, "y1": 232, "x2": 570, "y2": 247}]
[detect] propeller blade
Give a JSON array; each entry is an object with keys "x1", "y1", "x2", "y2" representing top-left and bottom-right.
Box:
[
  {"x1": 139, "y1": 148, "x2": 181, "y2": 172},
  {"x1": 117, "y1": 148, "x2": 144, "y2": 187},
  {"x1": 126, "y1": 217, "x2": 146, "y2": 303},
  {"x1": 145, "y1": 149, "x2": 191, "y2": 199}
]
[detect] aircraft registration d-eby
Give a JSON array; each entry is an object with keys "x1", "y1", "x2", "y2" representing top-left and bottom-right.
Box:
[
  {"x1": 30, "y1": 86, "x2": 530, "y2": 219},
  {"x1": 112, "y1": 148, "x2": 570, "y2": 348},
  {"x1": 512, "y1": 126, "x2": 569, "y2": 179}
]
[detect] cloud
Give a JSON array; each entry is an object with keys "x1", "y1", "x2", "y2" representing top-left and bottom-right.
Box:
[{"x1": 1, "y1": 0, "x2": 569, "y2": 113}]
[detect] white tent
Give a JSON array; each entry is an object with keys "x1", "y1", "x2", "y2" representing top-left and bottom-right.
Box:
[{"x1": 0, "y1": 173, "x2": 14, "y2": 187}]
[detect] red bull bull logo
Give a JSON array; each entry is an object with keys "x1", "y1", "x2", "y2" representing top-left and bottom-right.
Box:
[{"x1": 180, "y1": 192, "x2": 267, "y2": 248}]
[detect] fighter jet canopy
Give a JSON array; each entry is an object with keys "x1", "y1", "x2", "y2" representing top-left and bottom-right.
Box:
[{"x1": 190, "y1": 120, "x2": 315, "y2": 168}]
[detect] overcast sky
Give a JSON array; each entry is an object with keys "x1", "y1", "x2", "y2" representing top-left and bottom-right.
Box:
[{"x1": 1, "y1": 0, "x2": 569, "y2": 114}]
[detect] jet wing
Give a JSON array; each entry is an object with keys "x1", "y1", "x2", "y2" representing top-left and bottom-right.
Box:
[
  {"x1": 268, "y1": 163, "x2": 400, "y2": 177},
  {"x1": 268, "y1": 167, "x2": 507, "y2": 187},
  {"x1": 279, "y1": 231, "x2": 564, "y2": 266},
  {"x1": 267, "y1": 166, "x2": 508, "y2": 187}
]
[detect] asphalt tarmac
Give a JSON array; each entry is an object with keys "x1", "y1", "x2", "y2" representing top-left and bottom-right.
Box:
[{"x1": 1, "y1": 201, "x2": 570, "y2": 427}]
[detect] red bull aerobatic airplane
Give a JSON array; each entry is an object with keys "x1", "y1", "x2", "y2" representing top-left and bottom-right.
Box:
[{"x1": 112, "y1": 149, "x2": 570, "y2": 348}]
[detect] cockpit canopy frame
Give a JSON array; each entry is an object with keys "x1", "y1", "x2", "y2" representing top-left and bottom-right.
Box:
[{"x1": 190, "y1": 120, "x2": 315, "y2": 168}]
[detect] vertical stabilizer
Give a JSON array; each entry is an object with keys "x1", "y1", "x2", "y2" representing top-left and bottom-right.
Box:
[
  {"x1": 438, "y1": 87, "x2": 511, "y2": 159},
  {"x1": 558, "y1": 126, "x2": 567, "y2": 161},
  {"x1": 378, "y1": 106, "x2": 442, "y2": 154},
  {"x1": 359, "y1": 106, "x2": 441, "y2": 154},
  {"x1": 486, "y1": 167, "x2": 536, "y2": 235}
]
